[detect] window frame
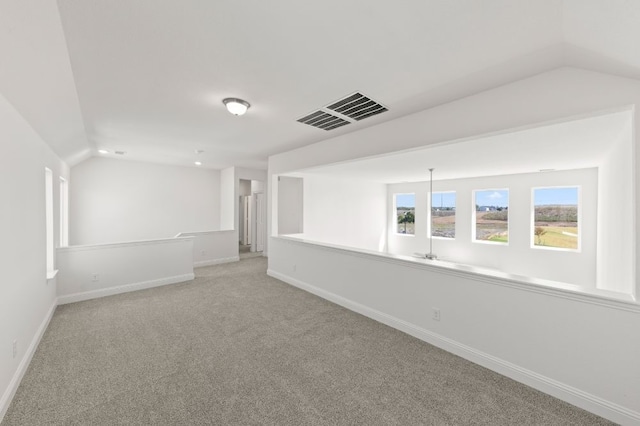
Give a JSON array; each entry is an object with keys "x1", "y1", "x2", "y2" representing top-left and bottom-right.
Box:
[
  {"x1": 394, "y1": 193, "x2": 416, "y2": 236},
  {"x1": 531, "y1": 185, "x2": 582, "y2": 252},
  {"x1": 429, "y1": 190, "x2": 456, "y2": 240},
  {"x1": 472, "y1": 188, "x2": 510, "y2": 245}
]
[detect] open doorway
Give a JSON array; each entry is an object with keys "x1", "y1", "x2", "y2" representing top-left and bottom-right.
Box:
[{"x1": 239, "y1": 179, "x2": 266, "y2": 257}]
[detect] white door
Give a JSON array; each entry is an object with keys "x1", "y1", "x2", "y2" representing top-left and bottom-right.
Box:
[{"x1": 255, "y1": 192, "x2": 265, "y2": 252}]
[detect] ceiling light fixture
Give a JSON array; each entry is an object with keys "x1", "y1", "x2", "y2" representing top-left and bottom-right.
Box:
[
  {"x1": 222, "y1": 98, "x2": 250, "y2": 116},
  {"x1": 98, "y1": 149, "x2": 109, "y2": 154},
  {"x1": 194, "y1": 161, "x2": 202, "y2": 166}
]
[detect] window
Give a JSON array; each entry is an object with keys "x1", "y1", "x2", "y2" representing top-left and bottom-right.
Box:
[
  {"x1": 474, "y1": 189, "x2": 509, "y2": 244},
  {"x1": 395, "y1": 193, "x2": 415, "y2": 235},
  {"x1": 59, "y1": 177, "x2": 68, "y2": 247},
  {"x1": 430, "y1": 191, "x2": 456, "y2": 238},
  {"x1": 532, "y1": 187, "x2": 579, "y2": 250},
  {"x1": 45, "y1": 168, "x2": 54, "y2": 274}
]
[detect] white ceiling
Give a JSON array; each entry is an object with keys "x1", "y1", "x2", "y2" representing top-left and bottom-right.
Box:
[
  {"x1": 293, "y1": 109, "x2": 633, "y2": 183},
  {"x1": 2, "y1": 1, "x2": 640, "y2": 169}
]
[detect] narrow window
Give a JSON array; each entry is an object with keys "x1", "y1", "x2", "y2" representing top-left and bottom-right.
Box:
[
  {"x1": 474, "y1": 189, "x2": 509, "y2": 244},
  {"x1": 59, "y1": 177, "x2": 69, "y2": 247},
  {"x1": 430, "y1": 191, "x2": 456, "y2": 238},
  {"x1": 395, "y1": 193, "x2": 415, "y2": 235},
  {"x1": 45, "y1": 168, "x2": 54, "y2": 273},
  {"x1": 532, "y1": 187, "x2": 579, "y2": 250}
]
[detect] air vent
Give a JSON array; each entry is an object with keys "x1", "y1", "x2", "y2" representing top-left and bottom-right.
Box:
[
  {"x1": 326, "y1": 92, "x2": 388, "y2": 121},
  {"x1": 297, "y1": 92, "x2": 388, "y2": 131},
  {"x1": 297, "y1": 110, "x2": 350, "y2": 131}
]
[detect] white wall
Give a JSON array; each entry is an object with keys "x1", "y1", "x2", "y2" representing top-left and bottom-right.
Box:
[
  {"x1": 220, "y1": 167, "x2": 235, "y2": 231},
  {"x1": 267, "y1": 68, "x2": 640, "y2": 423},
  {"x1": 597, "y1": 118, "x2": 635, "y2": 294},
  {"x1": 302, "y1": 175, "x2": 387, "y2": 252},
  {"x1": 57, "y1": 237, "x2": 194, "y2": 304},
  {"x1": 277, "y1": 176, "x2": 304, "y2": 235},
  {"x1": 387, "y1": 169, "x2": 598, "y2": 287},
  {"x1": 0, "y1": 92, "x2": 69, "y2": 421},
  {"x1": 175, "y1": 230, "x2": 239, "y2": 267},
  {"x1": 70, "y1": 157, "x2": 221, "y2": 245},
  {"x1": 268, "y1": 238, "x2": 640, "y2": 425}
]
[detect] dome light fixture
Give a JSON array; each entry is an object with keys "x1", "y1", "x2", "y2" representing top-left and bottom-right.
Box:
[{"x1": 222, "y1": 98, "x2": 250, "y2": 116}]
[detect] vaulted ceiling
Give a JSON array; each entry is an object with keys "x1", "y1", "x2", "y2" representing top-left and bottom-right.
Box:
[{"x1": 2, "y1": 1, "x2": 640, "y2": 170}]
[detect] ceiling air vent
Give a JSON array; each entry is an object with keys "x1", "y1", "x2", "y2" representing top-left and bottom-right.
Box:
[
  {"x1": 326, "y1": 92, "x2": 388, "y2": 121},
  {"x1": 297, "y1": 110, "x2": 351, "y2": 131},
  {"x1": 297, "y1": 92, "x2": 388, "y2": 131}
]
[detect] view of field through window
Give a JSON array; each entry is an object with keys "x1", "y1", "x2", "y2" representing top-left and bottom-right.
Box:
[
  {"x1": 474, "y1": 189, "x2": 509, "y2": 243},
  {"x1": 396, "y1": 193, "x2": 415, "y2": 234},
  {"x1": 533, "y1": 187, "x2": 579, "y2": 250},
  {"x1": 431, "y1": 191, "x2": 456, "y2": 238}
]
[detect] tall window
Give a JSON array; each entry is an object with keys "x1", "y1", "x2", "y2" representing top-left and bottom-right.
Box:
[
  {"x1": 430, "y1": 191, "x2": 456, "y2": 238},
  {"x1": 59, "y1": 177, "x2": 69, "y2": 247},
  {"x1": 532, "y1": 187, "x2": 579, "y2": 250},
  {"x1": 395, "y1": 193, "x2": 415, "y2": 235},
  {"x1": 474, "y1": 189, "x2": 509, "y2": 244},
  {"x1": 45, "y1": 168, "x2": 54, "y2": 274}
]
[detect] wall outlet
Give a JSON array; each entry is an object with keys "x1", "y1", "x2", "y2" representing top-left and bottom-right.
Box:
[
  {"x1": 91, "y1": 273, "x2": 99, "y2": 282},
  {"x1": 432, "y1": 308, "x2": 441, "y2": 321},
  {"x1": 12, "y1": 340, "x2": 17, "y2": 358}
]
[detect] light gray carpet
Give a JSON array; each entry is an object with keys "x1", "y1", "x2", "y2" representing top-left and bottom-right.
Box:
[{"x1": 2, "y1": 257, "x2": 613, "y2": 425}]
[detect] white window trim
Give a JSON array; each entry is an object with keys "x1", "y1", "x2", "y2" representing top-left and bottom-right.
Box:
[
  {"x1": 394, "y1": 192, "x2": 416, "y2": 236},
  {"x1": 472, "y1": 188, "x2": 510, "y2": 246},
  {"x1": 531, "y1": 185, "x2": 582, "y2": 253},
  {"x1": 429, "y1": 190, "x2": 456, "y2": 240}
]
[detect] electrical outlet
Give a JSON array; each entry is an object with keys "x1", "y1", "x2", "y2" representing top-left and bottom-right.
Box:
[
  {"x1": 12, "y1": 340, "x2": 17, "y2": 358},
  {"x1": 432, "y1": 308, "x2": 441, "y2": 321},
  {"x1": 91, "y1": 273, "x2": 99, "y2": 282}
]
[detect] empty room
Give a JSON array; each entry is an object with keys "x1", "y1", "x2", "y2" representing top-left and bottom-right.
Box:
[{"x1": 1, "y1": 1, "x2": 639, "y2": 425}]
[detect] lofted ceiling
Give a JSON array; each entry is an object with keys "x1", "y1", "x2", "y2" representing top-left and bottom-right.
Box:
[{"x1": 2, "y1": 1, "x2": 640, "y2": 170}]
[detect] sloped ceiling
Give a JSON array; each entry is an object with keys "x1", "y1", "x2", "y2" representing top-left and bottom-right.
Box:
[{"x1": 2, "y1": 1, "x2": 640, "y2": 169}]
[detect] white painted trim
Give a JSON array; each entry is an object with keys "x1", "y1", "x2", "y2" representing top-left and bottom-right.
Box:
[
  {"x1": 174, "y1": 230, "x2": 236, "y2": 238},
  {"x1": 46, "y1": 269, "x2": 58, "y2": 280},
  {"x1": 57, "y1": 236, "x2": 194, "y2": 253},
  {"x1": 0, "y1": 299, "x2": 57, "y2": 423},
  {"x1": 274, "y1": 236, "x2": 639, "y2": 311},
  {"x1": 193, "y1": 256, "x2": 239, "y2": 267},
  {"x1": 57, "y1": 273, "x2": 195, "y2": 305},
  {"x1": 267, "y1": 269, "x2": 640, "y2": 425}
]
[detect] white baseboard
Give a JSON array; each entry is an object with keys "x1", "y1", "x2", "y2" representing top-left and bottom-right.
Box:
[
  {"x1": 0, "y1": 299, "x2": 57, "y2": 423},
  {"x1": 57, "y1": 273, "x2": 195, "y2": 305},
  {"x1": 193, "y1": 256, "x2": 239, "y2": 267},
  {"x1": 267, "y1": 269, "x2": 640, "y2": 426}
]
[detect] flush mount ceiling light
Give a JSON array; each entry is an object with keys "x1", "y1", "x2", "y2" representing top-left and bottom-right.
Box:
[
  {"x1": 222, "y1": 98, "x2": 250, "y2": 116},
  {"x1": 194, "y1": 161, "x2": 202, "y2": 166},
  {"x1": 98, "y1": 149, "x2": 109, "y2": 154}
]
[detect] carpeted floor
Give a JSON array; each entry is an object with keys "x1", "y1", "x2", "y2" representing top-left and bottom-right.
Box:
[{"x1": 2, "y1": 257, "x2": 613, "y2": 425}]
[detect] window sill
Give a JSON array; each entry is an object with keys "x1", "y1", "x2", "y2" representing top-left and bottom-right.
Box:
[{"x1": 46, "y1": 269, "x2": 58, "y2": 280}]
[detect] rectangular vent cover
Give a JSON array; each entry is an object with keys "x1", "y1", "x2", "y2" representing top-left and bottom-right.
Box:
[
  {"x1": 297, "y1": 110, "x2": 350, "y2": 131},
  {"x1": 297, "y1": 92, "x2": 388, "y2": 131},
  {"x1": 326, "y1": 92, "x2": 387, "y2": 121}
]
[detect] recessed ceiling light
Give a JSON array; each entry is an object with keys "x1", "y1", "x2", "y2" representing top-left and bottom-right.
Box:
[
  {"x1": 115, "y1": 151, "x2": 126, "y2": 155},
  {"x1": 222, "y1": 98, "x2": 250, "y2": 116},
  {"x1": 98, "y1": 149, "x2": 109, "y2": 154},
  {"x1": 194, "y1": 161, "x2": 202, "y2": 166}
]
